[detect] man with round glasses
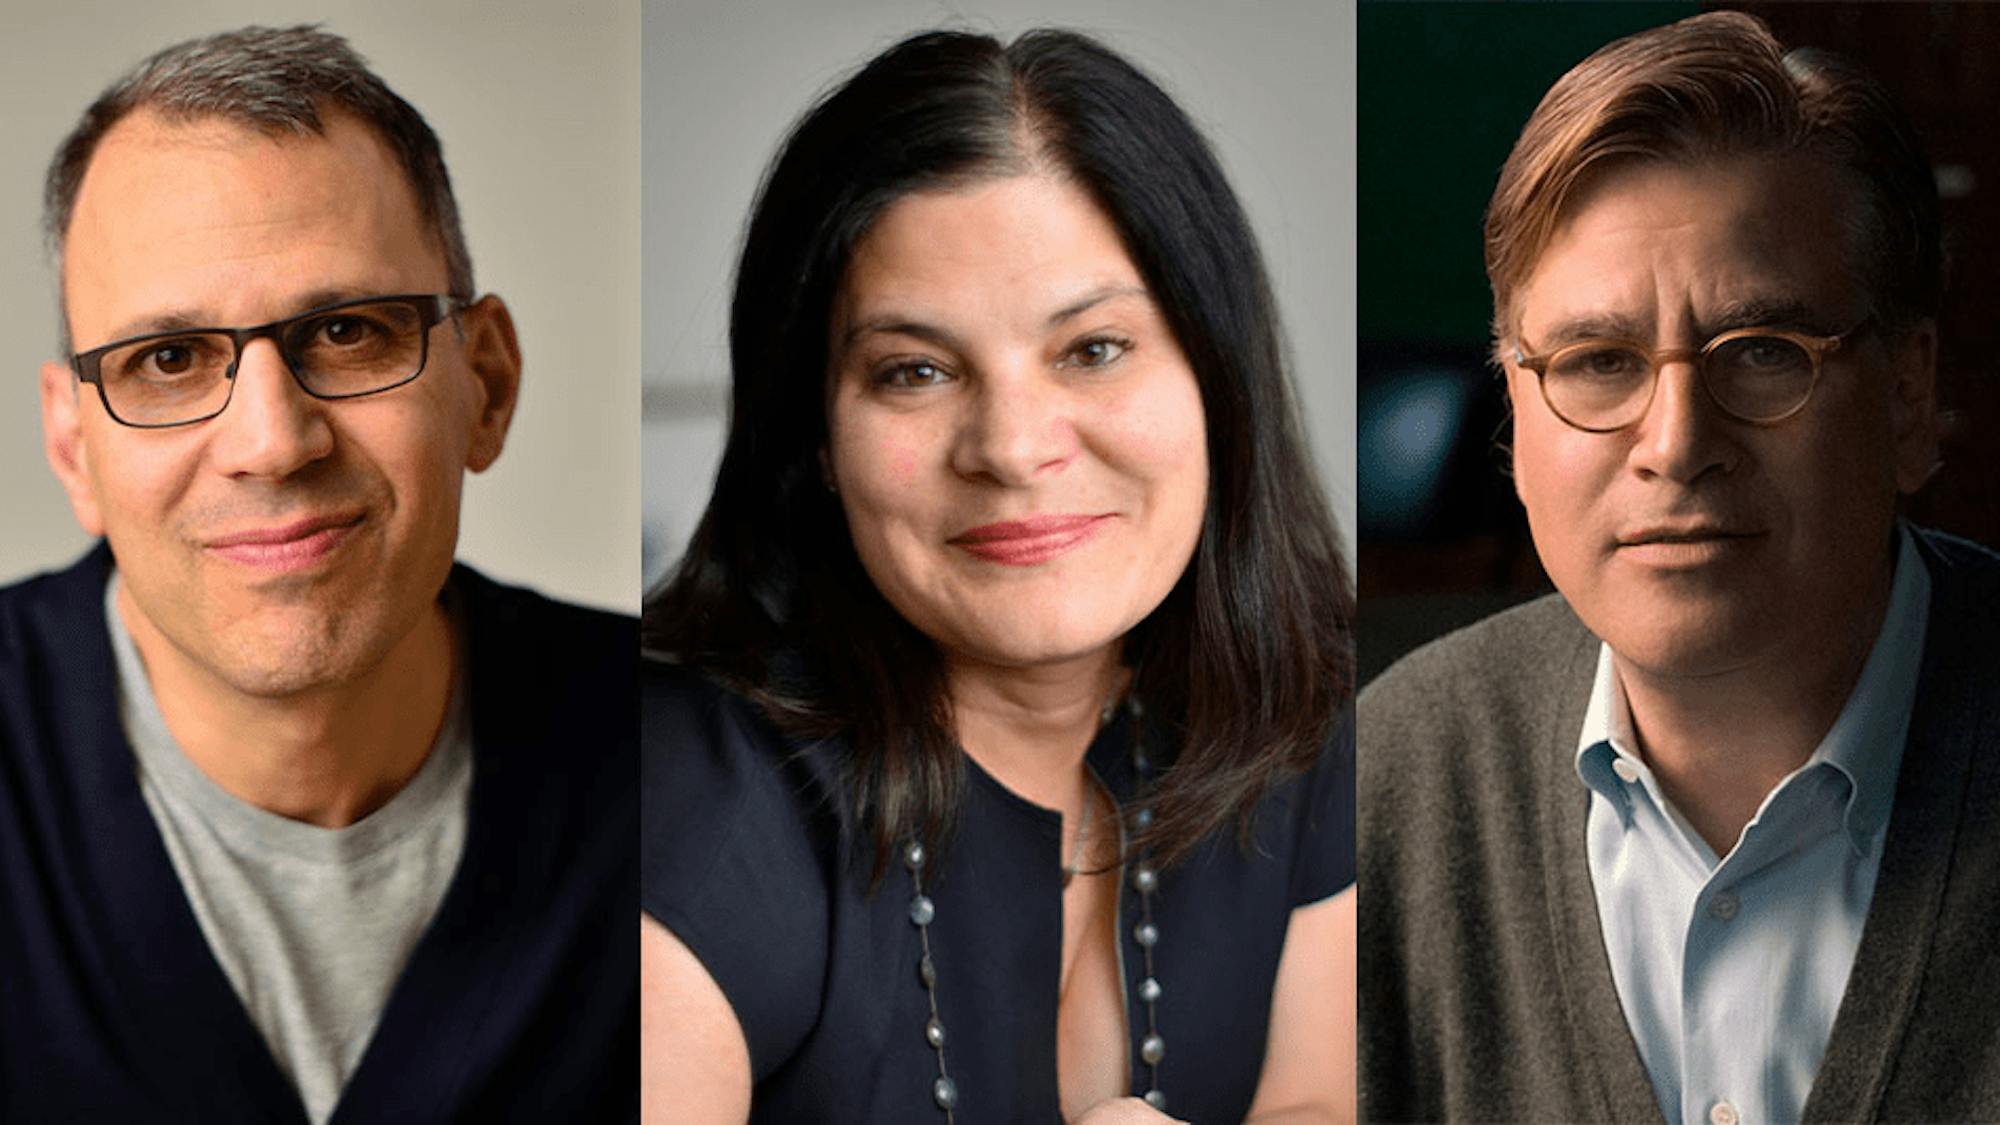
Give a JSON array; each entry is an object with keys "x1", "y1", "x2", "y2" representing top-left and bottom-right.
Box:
[
  {"x1": 1363, "y1": 11, "x2": 2000, "y2": 1125},
  {"x1": 1, "y1": 26, "x2": 632, "y2": 1122}
]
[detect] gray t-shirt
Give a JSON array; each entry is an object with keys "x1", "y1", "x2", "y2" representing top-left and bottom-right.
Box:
[{"x1": 107, "y1": 577, "x2": 471, "y2": 1125}]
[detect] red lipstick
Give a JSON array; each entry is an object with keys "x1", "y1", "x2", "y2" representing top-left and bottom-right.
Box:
[{"x1": 948, "y1": 514, "x2": 1112, "y2": 567}]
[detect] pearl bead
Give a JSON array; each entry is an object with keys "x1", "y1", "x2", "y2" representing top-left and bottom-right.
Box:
[
  {"x1": 903, "y1": 841, "x2": 926, "y2": 870},
  {"x1": 1138, "y1": 976, "x2": 1162, "y2": 1003},
  {"x1": 1133, "y1": 866, "x2": 1158, "y2": 893},
  {"x1": 1144, "y1": 1089, "x2": 1167, "y2": 1110},
  {"x1": 932, "y1": 1075, "x2": 958, "y2": 1109},
  {"x1": 1134, "y1": 921, "x2": 1159, "y2": 947},
  {"x1": 925, "y1": 1017, "x2": 946, "y2": 1048},
  {"x1": 909, "y1": 895, "x2": 935, "y2": 926},
  {"x1": 1141, "y1": 1034, "x2": 1166, "y2": 1064}
]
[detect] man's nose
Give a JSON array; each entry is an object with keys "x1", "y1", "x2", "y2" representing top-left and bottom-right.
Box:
[
  {"x1": 207, "y1": 338, "x2": 335, "y2": 478},
  {"x1": 948, "y1": 362, "x2": 1077, "y2": 487},
  {"x1": 1626, "y1": 358, "x2": 1738, "y2": 483}
]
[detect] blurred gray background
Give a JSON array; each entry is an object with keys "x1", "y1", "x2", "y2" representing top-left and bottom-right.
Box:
[
  {"x1": 642, "y1": 0, "x2": 1357, "y2": 590},
  {"x1": 0, "y1": 1, "x2": 639, "y2": 612}
]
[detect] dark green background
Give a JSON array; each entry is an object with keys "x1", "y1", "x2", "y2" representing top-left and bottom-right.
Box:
[{"x1": 1358, "y1": 1, "x2": 1697, "y2": 346}]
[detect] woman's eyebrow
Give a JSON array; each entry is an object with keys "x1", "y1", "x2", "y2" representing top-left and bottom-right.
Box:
[
  {"x1": 836, "y1": 283, "x2": 1150, "y2": 353},
  {"x1": 1044, "y1": 283, "x2": 1149, "y2": 328},
  {"x1": 837, "y1": 314, "x2": 965, "y2": 354}
]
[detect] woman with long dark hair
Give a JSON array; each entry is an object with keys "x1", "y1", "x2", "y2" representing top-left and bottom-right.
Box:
[{"x1": 641, "y1": 28, "x2": 1354, "y2": 1124}]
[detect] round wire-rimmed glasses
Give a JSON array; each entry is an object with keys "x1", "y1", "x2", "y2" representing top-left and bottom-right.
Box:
[
  {"x1": 69, "y1": 293, "x2": 464, "y2": 429},
  {"x1": 1511, "y1": 316, "x2": 1875, "y2": 433}
]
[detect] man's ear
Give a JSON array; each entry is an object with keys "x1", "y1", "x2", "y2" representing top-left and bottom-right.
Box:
[
  {"x1": 41, "y1": 360, "x2": 104, "y2": 536},
  {"x1": 1888, "y1": 317, "x2": 1939, "y2": 495},
  {"x1": 458, "y1": 294, "x2": 522, "y2": 473},
  {"x1": 1498, "y1": 359, "x2": 1525, "y2": 498}
]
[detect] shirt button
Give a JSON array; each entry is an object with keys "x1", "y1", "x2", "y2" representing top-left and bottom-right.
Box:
[
  {"x1": 1611, "y1": 758, "x2": 1641, "y2": 783},
  {"x1": 1709, "y1": 892, "x2": 1740, "y2": 921},
  {"x1": 1710, "y1": 1099, "x2": 1740, "y2": 1125}
]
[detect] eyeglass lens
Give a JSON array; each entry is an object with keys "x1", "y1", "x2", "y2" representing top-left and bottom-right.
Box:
[
  {"x1": 1543, "y1": 334, "x2": 1816, "y2": 428},
  {"x1": 94, "y1": 299, "x2": 432, "y2": 427}
]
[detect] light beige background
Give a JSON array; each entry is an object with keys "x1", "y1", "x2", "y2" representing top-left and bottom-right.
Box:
[
  {"x1": 1, "y1": 0, "x2": 639, "y2": 613},
  {"x1": 641, "y1": 0, "x2": 1356, "y2": 587}
]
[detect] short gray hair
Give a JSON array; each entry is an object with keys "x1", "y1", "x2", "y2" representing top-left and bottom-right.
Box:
[{"x1": 45, "y1": 25, "x2": 475, "y2": 349}]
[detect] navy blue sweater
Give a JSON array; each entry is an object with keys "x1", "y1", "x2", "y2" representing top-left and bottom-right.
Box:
[{"x1": 0, "y1": 546, "x2": 635, "y2": 1123}]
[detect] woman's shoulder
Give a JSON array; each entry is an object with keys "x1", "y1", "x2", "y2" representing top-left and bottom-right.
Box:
[
  {"x1": 1252, "y1": 704, "x2": 1356, "y2": 907},
  {"x1": 640, "y1": 656, "x2": 847, "y2": 1077},
  {"x1": 641, "y1": 657, "x2": 846, "y2": 793},
  {"x1": 640, "y1": 655, "x2": 850, "y2": 841},
  {"x1": 641, "y1": 657, "x2": 776, "y2": 745}
]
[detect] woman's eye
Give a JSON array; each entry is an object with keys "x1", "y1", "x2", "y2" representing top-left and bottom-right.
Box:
[
  {"x1": 1060, "y1": 336, "x2": 1131, "y2": 369},
  {"x1": 875, "y1": 361, "x2": 952, "y2": 389}
]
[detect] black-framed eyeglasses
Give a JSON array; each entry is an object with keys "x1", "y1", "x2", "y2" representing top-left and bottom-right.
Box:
[
  {"x1": 69, "y1": 293, "x2": 464, "y2": 429},
  {"x1": 1511, "y1": 316, "x2": 1875, "y2": 433}
]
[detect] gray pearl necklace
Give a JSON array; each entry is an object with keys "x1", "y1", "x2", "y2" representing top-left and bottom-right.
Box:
[{"x1": 905, "y1": 705, "x2": 1167, "y2": 1117}]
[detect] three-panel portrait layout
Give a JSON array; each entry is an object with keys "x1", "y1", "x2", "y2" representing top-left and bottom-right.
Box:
[{"x1": 5, "y1": 2, "x2": 1999, "y2": 1122}]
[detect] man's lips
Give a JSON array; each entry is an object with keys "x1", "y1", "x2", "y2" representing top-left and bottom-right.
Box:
[
  {"x1": 1613, "y1": 524, "x2": 1764, "y2": 567},
  {"x1": 204, "y1": 513, "x2": 365, "y2": 571},
  {"x1": 1614, "y1": 524, "x2": 1762, "y2": 547},
  {"x1": 947, "y1": 514, "x2": 1113, "y2": 566}
]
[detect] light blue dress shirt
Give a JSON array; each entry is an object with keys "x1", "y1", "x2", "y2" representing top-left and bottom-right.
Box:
[{"x1": 1576, "y1": 528, "x2": 1929, "y2": 1125}]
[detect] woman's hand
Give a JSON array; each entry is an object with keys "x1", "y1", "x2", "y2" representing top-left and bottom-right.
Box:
[{"x1": 1070, "y1": 1096, "x2": 1187, "y2": 1124}]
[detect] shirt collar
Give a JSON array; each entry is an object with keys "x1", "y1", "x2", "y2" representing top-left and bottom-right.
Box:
[
  {"x1": 1574, "y1": 645, "x2": 1641, "y2": 823},
  {"x1": 1574, "y1": 524, "x2": 1930, "y2": 854}
]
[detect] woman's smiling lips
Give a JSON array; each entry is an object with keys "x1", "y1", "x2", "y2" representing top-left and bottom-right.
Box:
[
  {"x1": 947, "y1": 514, "x2": 1115, "y2": 566},
  {"x1": 204, "y1": 513, "x2": 366, "y2": 572}
]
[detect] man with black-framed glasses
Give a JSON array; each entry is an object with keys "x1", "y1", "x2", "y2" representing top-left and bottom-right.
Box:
[
  {"x1": 1362, "y1": 11, "x2": 2000, "y2": 1125},
  {"x1": 1, "y1": 25, "x2": 633, "y2": 1123}
]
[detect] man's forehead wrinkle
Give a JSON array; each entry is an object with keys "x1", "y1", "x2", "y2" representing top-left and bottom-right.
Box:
[
  {"x1": 1529, "y1": 290, "x2": 1831, "y2": 350},
  {"x1": 65, "y1": 106, "x2": 441, "y2": 346},
  {"x1": 75, "y1": 213, "x2": 388, "y2": 343},
  {"x1": 1523, "y1": 193, "x2": 1853, "y2": 348}
]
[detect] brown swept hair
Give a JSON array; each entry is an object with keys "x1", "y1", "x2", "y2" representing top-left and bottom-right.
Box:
[
  {"x1": 1483, "y1": 10, "x2": 1941, "y2": 360},
  {"x1": 643, "y1": 29, "x2": 1354, "y2": 881}
]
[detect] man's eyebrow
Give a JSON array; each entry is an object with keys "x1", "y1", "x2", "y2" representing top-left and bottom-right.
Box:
[
  {"x1": 1704, "y1": 296, "x2": 1839, "y2": 335},
  {"x1": 96, "y1": 287, "x2": 393, "y2": 345},
  {"x1": 287, "y1": 287, "x2": 383, "y2": 316},
  {"x1": 95, "y1": 309, "x2": 210, "y2": 345},
  {"x1": 1526, "y1": 312, "x2": 1653, "y2": 350}
]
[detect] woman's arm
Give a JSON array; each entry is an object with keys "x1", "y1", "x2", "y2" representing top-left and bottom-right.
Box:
[
  {"x1": 641, "y1": 914, "x2": 753, "y2": 1124},
  {"x1": 1244, "y1": 886, "x2": 1357, "y2": 1125}
]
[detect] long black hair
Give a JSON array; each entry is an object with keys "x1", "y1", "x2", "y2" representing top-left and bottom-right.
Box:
[{"x1": 645, "y1": 28, "x2": 1354, "y2": 876}]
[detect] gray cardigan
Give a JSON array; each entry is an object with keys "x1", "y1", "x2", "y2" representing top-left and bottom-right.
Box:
[{"x1": 1359, "y1": 528, "x2": 2000, "y2": 1124}]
